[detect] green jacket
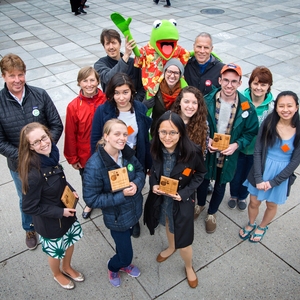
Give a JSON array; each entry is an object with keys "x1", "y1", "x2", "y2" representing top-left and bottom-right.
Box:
[
  {"x1": 241, "y1": 88, "x2": 274, "y2": 155},
  {"x1": 204, "y1": 88, "x2": 259, "y2": 184}
]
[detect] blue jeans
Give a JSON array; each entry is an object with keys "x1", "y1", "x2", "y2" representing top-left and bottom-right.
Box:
[
  {"x1": 229, "y1": 153, "x2": 253, "y2": 200},
  {"x1": 10, "y1": 170, "x2": 34, "y2": 232},
  {"x1": 197, "y1": 167, "x2": 226, "y2": 215},
  {"x1": 108, "y1": 228, "x2": 133, "y2": 272}
]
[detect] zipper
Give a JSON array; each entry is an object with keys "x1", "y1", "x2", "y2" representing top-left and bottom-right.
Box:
[{"x1": 59, "y1": 219, "x2": 61, "y2": 228}]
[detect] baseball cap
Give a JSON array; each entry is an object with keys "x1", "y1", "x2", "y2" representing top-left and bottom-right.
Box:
[{"x1": 220, "y1": 63, "x2": 242, "y2": 76}]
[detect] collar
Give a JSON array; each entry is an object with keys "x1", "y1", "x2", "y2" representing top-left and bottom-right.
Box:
[{"x1": 9, "y1": 88, "x2": 25, "y2": 104}]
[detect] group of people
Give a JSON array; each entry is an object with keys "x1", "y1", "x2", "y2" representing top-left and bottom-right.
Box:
[{"x1": 1, "y1": 26, "x2": 300, "y2": 291}]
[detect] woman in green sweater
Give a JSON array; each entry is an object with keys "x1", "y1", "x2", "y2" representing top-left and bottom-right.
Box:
[{"x1": 228, "y1": 66, "x2": 274, "y2": 211}]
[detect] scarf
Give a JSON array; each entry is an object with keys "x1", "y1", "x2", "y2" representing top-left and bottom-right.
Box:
[
  {"x1": 38, "y1": 143, "x2": 60, "y2": 168},
  {"x1": 160, "y1": 79, "x2": 181, "y2": 110}
]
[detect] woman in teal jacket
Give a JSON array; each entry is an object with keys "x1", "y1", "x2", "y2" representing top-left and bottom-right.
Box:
[{"x1": 228, "y1": 66, "x2": 274, "y2": 211}]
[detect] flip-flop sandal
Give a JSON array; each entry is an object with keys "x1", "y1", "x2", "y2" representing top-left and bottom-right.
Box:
[
  {"x1": 249, "y1": 225, "x2": 268, "y2": 243},
  {"x1": 239, "y1": 222, "x2": 256, "y2": 240}
]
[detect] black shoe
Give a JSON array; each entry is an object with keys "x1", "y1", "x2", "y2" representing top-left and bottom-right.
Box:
[
  {"x1": 132, "y1": 222, "x2": 140, "y2": 238},
  {"x1": 75, "y1": 11, "x2": 81, "y2": 15},
  {"x1": 80, "y1": 7, "x2": 87, "y2": 13},
  {"x1": 207, "y1": 182, "x2": 214, "y2": 195},
  {"x1": 82, "y1": 207, "x2": 93, "y2": 219}
]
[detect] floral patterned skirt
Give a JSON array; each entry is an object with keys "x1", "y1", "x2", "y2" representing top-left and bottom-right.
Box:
[{"x1": 39, "y1": 221, "x2": 83, "y2": 259}]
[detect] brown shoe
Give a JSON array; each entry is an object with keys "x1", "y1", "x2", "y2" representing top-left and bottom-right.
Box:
[
  {"x1": 194, "y1": 205, "x2": 205, "y2": 220},
  {"x1": 185, "y1": 267, "x2": 198, "y2": 288},
  {"x1": 26, "y1": 231, "x2": 38, "y2": 250},
  {"x1": 156, "y1": 249, "x2": 176, "y2": 262},
  {"x1": 205, "y1": 214, "x2": 216, "y2": 233}
]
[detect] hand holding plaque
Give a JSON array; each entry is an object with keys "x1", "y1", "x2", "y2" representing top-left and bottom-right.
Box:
[
  {"x1": 159, "y1": 176, "x2": 179, "y2": 196},
  {"x1": 61, "y1": 185, "x2": 79, "y2": 209},
  {"x1": 211, "y1": 133, "x2": 231, "y2": 151},
  {"x1": 108, "y1": 167, "x2": 131, "y2": 192}
]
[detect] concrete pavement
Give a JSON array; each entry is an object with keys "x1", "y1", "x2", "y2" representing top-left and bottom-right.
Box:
[{"x1": 0, "y1": 0, "x2": 300, "y2": 299}]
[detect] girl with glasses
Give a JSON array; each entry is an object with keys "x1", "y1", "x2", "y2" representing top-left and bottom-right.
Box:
[
  {"x1": 144, "y1": 111, "x2": 206, "y2": 288},
  {"x1": 19, "y1": 122, "x2": 83, "y2": 290}
]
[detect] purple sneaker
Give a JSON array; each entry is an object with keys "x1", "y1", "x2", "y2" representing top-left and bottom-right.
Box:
[
  {"x1": 120, "y1": 264, "x2": 141, "y2": 277},
  {"x1": 108, "y1": 269, "x2": 120, "y2": 287}
]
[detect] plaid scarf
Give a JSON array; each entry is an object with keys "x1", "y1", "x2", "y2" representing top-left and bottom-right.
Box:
[{"x1": 214, "y1": 91, "x2": 237, "y2": 167}]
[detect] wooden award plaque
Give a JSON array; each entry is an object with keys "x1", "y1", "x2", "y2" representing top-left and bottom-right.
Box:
[
  {"x1": 211, "y1": 133, "x2": 231, "y2": 151},
  {"x1": 108, "y1": 167, "x2": 131, "y2": 192},
  {"x1": 159, "y1": 176, "x2": 179, "y2": 195},
  {"x1": 61, "y1": 185, "x2": 78, "y2": 209}
]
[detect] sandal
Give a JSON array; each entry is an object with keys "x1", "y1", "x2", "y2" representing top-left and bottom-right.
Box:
[
  {"x1": 239, "y1": 222, "x2": 256, "y2": 240},
  {"x1": 249, "y1": 225, "x2": 268, "y2": 243}
]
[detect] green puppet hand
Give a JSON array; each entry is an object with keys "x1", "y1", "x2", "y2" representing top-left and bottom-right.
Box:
[{"x1": 110, "y1": 13, "x2": 140, "y2": 57}]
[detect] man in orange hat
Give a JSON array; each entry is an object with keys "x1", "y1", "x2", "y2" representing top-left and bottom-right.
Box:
[{"x1": 196, "y1": 63, "x2": 259, "y2": 234}]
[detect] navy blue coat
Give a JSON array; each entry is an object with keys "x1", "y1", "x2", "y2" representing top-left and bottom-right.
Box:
[
  {"x1": 90, "y1": 100, "x2": 152, "y2": 171},
  {"x1": 83, "y1": 145, "x2": 145, "y2": 231}
]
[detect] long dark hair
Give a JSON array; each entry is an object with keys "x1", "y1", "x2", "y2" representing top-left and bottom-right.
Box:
[
  {"x1": 172, "y1": 86, "x2": 208, "y2": 153},
  {"x1": 260, "y1": 91, "x2": 300, "y2": 148},
  {"x1": 151, "y1": 111, "x2": 196, "y2": 163},
  {"x1": 105, "y1": 73, "x2": 136, "y2": 116}
]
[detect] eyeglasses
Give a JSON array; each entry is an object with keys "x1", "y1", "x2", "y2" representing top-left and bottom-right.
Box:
[
  {"x1": 158, "y1": 130, "x2": 179, "y2": 137},
  {"x1": 30, "y1": 134, "x2": 49, "y2": 147},
  {"x1": 165, "y1": 70, "x2": 180, "y2": 76},
  {"x1": 221, "y1": 78, "x2": 240, "y2": 86}
]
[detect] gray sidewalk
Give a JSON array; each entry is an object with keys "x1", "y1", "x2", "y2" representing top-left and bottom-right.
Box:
[{"x1": 0, "y1": 0, "x2": 300, "y2": 299}]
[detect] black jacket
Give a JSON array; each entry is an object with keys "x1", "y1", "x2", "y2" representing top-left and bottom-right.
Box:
[
  {"x1": 0, "y1": 84, "x2": 63, "y2": 171},
  {"x1": 144, "y1": 145, "x2": 206, "y2": 248},
  {"x1": 94, "y1": 54, "x2": 145, "y2": 102},
  {"x1": 184, "y1": 56, "x2": 224, "y2": 96},
  {"x1": 22, "y1": 165, "x2": 76, "y2": 239}
]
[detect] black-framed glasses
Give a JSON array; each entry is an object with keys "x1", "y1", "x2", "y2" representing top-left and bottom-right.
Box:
[
  {"x1": 30, "y1": 134, "x2": 49, "y2": 147},
  {"x1": 165, "y1": 69, "x2": 180, "y2": 76}
]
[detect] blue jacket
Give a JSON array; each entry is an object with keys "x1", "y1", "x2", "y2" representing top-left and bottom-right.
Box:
[
  {"x1": 83, "y1": 145, "x2": 145, "y2": 231},
  {"x1": 91, "y1": 100, "x2": 152, "y2": 171}
]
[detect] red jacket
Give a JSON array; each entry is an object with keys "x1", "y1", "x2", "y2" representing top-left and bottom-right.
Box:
[{"x1": 64, "y1": 88, "x2": 106, "y2": 168}]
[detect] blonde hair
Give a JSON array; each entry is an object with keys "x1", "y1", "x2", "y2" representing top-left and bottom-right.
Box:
[{"x1": 96, "y1": 119, "x2": 127, "y2": 148}]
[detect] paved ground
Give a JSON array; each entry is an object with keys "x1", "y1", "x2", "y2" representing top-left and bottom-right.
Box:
[{"x1": 0, "y1": 0, "x2": 300, "y2": 299}]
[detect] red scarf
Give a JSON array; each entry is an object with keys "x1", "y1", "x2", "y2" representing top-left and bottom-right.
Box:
[{"x1": 160, "y1": 80, "x2": 181, "y2": 110}]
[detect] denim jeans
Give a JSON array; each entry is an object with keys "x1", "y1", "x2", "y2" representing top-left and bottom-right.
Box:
[
  {"x1": 10, "y1": 170, "x2": 34, "y2": 232},
  {"x1": 197, "y1": 167, "x2": 226, "y2": 215},
  {"x1": 229, "y1": 153, "x2": 253, "y2": 200},
  {"x1": 108, "y1": 228, "x2": 133, "y2": 272}
]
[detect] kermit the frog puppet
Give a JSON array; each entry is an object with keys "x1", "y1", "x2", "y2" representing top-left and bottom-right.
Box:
[{"x1": 111, "y1": 13, "x2": 190, "y2": 98}]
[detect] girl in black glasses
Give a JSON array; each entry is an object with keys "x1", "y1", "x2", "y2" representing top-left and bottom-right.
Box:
[{"x1": 144, "y1": 111, "x2": 206, "y2": 288}]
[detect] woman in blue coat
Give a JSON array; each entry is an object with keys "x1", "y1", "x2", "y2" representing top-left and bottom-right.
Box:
[
  {"x1": 90, "y1": 73, "x2": 151, "y2": 238},
  {"x1": 83, "y1": 119, "x2": 146, "y2": 287}
]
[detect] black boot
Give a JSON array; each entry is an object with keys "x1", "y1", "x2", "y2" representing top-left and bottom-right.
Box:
[
  {"x1": 80, "y1": 6, "x2": 87, "y2": 14},
  {"x1": 132, "y1": 222, "x2": 140, "y2": 238}
]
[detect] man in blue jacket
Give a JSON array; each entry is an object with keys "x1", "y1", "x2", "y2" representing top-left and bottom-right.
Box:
[
  {"x1": 0, "y1": 54, "x2": 63, "y2": 250},
  {"x1": 197, "y1": 63, "x2": 259, "y2": 234}
]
